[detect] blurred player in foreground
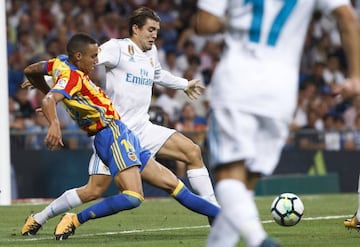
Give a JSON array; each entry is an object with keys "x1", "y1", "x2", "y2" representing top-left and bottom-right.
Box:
[
  {"x1": 344, "y1": 174, "x2": 360, "y2": 230},
  {"x1": 196, "y1": 0, "x2": 360, "y2": 246},
  {"x1": 21, "y1": 33, "x2": 219, "y2": 240}
]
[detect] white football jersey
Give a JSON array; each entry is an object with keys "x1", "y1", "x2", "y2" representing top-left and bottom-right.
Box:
[
  {"x1": 198, "y1": 0, "x2": 349, "y2": 122},
  {"x1": 97, "y1": 38, "x2": 188, "y2": 132}
]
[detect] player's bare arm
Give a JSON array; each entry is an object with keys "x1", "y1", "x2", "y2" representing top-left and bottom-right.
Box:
[
  {"x1": 41, "y1": 92, "x2": 64, "y2": 150},
  {"x1": 24, "y1": 61, "x2": 51, "y2": 94},
  {"x1": 195, "y1": 10, "x2": 224, "y2": 34},
  {"x1": 332, "y1": 5, "x2": 360, "y2": 98}
]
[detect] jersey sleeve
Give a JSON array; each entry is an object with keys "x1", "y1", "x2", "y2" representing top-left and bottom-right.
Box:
[
  {"x1": 152, "y1": 45, "x2": 162, "y2": 72},
  {"x1": 98, "y1": 38, "x2": 121, "y2": 68},
  {"x1": 51, "y1": 69, "x2": 82, "y2": 99},
  {"x1": 197, "y1": 0, "x2": 228, "y2": 17},
  {"x1": 151, "y1": 45, "x2": 188, "y2": 90},
  {"x1": 43, "y1": 58, "x2": 56, "y2": 76},
  {"x1": 155, "y1": 70, "x2": 188, "y2": 90},
  {"x1": 152, "y1": 45, "x2": 163, "y2": 80}
]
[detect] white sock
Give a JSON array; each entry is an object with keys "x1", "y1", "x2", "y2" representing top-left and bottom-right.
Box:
[
  {"x1": 33, "y1": 189, "x2": 82, "y2": 225},
  {"x1": 187, "y1": 167, "x2": 218, "y2": 205},
  {"x1": 207, "y1": 210, "x2": 240, "y2": 247},
  {"x1": 208, "y1": 179, "x2": 266, "y2": 247},
  {"x1": 357, "y1": 175, "x2": 360, "y2": 221}
]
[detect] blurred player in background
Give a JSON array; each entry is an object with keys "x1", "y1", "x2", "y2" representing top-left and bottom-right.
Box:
[
  {"x1": 344, "y1": 174, "x2": 360, "y2": 230},
  {"x1": 196, "y1": 0, "x2": 360, "y2": 246}
]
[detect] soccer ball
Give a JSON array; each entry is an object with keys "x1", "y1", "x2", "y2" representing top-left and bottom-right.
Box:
[{"x1": 270, "y1": 192, "x2": 304, "y2": 226}]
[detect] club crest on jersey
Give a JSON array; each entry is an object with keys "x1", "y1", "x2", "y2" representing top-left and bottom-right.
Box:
[
  {"x1": 127, "y1": 152, "x2": 137, "y2": 162},
  {"x1": 128, "y1": 45, "x2": 135, "y2": 62},
  {"x1": 150, "y1": 58, "x2": 154, "y2": 67}
]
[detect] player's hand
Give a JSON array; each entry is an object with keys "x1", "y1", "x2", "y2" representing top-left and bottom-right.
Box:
[
  {"x1": 332, "y1": 78, "x2": 360, "y2": 101},
  {"x1": 44, "y1": 122, "x2": 64, "y2": 151},
  {"x1": 20, "y1": 80, "x2": 34, "y2": 89},
  {"x1": 184, "y1": 79, "x2": 205, "y2": 100}
]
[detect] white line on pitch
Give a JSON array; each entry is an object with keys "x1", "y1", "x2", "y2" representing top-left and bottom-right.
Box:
[{"x1": 6, "y1": 214, "x2": 353, "y2": 242}]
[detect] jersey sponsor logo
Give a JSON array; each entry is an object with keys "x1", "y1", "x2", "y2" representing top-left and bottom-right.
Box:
[
  {"x1": 125, "y1": 73, "x2": 153, "y2": 86},
  {"x1": 140, "y1": 68, "x2": 149, "y2": 77}
]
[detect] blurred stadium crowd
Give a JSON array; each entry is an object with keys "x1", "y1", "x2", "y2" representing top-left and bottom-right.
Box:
[{"x1": 6, "y1": 0, "x2": 360, "y2": 152}]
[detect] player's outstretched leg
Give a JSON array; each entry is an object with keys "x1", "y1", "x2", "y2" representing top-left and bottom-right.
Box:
[
  {"x1": 171, "y1": 180, "x2": 220, "y2": 221},
  {"x1": 160, "y1": 132, "x2": 218, "y2": 205},
  {"x1": 54, "y1": 190, "x2": 143, "y2": 240},
  {"x1": 21, "y1": 176, "x2": 111, "y2": 236},
  {"x1": 20, "y1": 189, "x2": 82, "y2": 236},
  {"x1": 141, "y1": 158, "x2": 220, "y2": 223}
]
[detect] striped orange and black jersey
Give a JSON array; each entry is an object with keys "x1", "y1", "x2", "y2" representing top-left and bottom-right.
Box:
[{"x1": 44, "y1": 55, "x2": 120, "y2": 136}]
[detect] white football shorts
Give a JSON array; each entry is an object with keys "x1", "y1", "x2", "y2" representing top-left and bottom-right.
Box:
[
  {"x1": 207, "y1": 107, "x2": 289, "y2": 175},
  {"x1": 88, "y1": 121, "x2": 176, "y2": 175}
]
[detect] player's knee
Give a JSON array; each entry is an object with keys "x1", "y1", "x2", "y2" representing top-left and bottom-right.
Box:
[
  {"x1": 90, "y1": 188, "x2": 104, "y2": 200},
  {"x1": 185, "y1": 144, "x2": 202, "y2": 165},
  {"x1": 123, "y1": 191, "x2": 144, "y2": 208},
  {"x1": 79, "y1": 185, "x2": 105, "y2": 201}
]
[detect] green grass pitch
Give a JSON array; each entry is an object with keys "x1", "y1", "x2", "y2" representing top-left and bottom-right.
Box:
[{"x1": 0, "y1": 193, "x2": 359, "y2": 246}]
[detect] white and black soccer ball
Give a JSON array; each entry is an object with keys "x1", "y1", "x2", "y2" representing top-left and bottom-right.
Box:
[{"x1": 270, "y1": 192, "x2": 304, "y2": 226}]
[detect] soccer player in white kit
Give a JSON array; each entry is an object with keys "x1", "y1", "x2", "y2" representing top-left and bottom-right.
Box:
[
  {"x1": 196, "y1": 0, "x2": 360, "y2": 246},
  {"x1": 91, "y1": 7, "x2": 217, "y2": 205}
]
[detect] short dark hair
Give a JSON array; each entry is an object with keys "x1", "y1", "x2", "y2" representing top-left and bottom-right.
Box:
[
  {"x1": 67, "y1": 33, "x2": 98, "y2": 58},
  {"x1": 128, "y1": 7, "x2": 160, "y2": 36}
]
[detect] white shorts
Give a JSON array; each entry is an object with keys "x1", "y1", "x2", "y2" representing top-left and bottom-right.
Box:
[
  {"x1": 88, "y1": 121, "x2": 175, "y2": 175},
  {"x1": 207, "y1": 107, "x2": 289, "y2": 175}
]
